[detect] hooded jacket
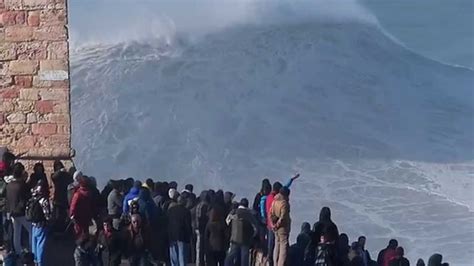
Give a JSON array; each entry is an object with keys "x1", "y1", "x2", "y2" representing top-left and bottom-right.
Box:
[
  {"x1": 107, "y1": 188, "x2": 123, "y2": 217},
  {"x1": 270, "y1": 193, "x2": 291, "y2": 234},
  {"x1": 427, "y1": 254, "x2": 442, "y2": 266},
  {"x1": 137, "y1": 189, "x2": 160, "y2": 224},
  {"x1": 123, "y1": 187, "x2": 140, "y2": 214},
  {"x1": 51, "y1": 168, "x2": 72, "y2": 206},
  {"x1": 167, "y1": 201, "x2": 192, "y2": 243},
  {"x1": 313, "y1": 207, "x2": 339, "y2": 244},
  {"x1": 6, "y1": 177, "x2": 30, "y2": 217},
  {"x1": 70, "y1": 184, "x2": 96, "y2": 225}
]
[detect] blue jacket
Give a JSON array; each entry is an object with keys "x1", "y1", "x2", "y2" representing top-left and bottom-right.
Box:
[{"x1": 122, "y1": 187, "x2": 140, "y2": 214}]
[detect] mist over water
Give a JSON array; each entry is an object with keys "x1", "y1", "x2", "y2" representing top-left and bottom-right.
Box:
[{"x1": 69, "y1": 1, "x2": 474, "y2": 265}]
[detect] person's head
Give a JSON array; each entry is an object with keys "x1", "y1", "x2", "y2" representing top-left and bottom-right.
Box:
[
  {"x1": 145, "y1": 178, "x2": 154, "y2": 190},
  {"x1": 358, "y1": 236, "x2": 366, "y2": 249},
  {"x1": 261, "y1": 178, "x2": 271, "y2": 194},
  {"x1": 279, "y1": 186, "x2": 290, "y2": 200},
  {"x1": 224, "y1": 191, "x2": 235, "y2": 204},
  {"x1": 350, "y1": 241, "x2": 359, "y2": 251},
  {"x1": 339, "y1": 233, "x2": 349, "y2": 247},
  {"x1": 33, "y1": 163, "x2": 44, "y2": 174},
  {"x1": 177, "y1": 195, "x2": 187, "y2": 206},
  {"x1": 169, "y1": 181, "x2": 178, "y2": 190},
  {"x1": 272, "y1": 181, "x2": 282, "y2": 193},
  {"x1": 185, "y1": 184, "x2": 193, "y2": 192},
  {"x1": 319, "y1": 207, "x2": 332, "y2": 222},
  {"x1": 416, "y1": 259, "x2": 425, "y2": 266},
  {"x1": 88, "y1": 176, "x2": 97, "y2": 188},
  {"x1": 428, "y1": 254, "x2": 442, "y2": 266},
  {"x1": 103, "y1": 217, "x2": 113, "y2": 232},
  {"x1": 396, "y1": 247, "x2": 404, "y2": 258},
  {"x1": 133, "y1": 180, "x2": 142, "y2": 189},
  {"x1": 53, "y1": 160, "x2": 64, "y2": 172},
  {"x1": 239, "y1": 198, "x2": 249, "y2": 208},
  {"x1": 12, "y1": 162, "x2": 25, "y2": 179},
  {"x1": 168, "y1": 188, "x2": 179, "y2": 201},
  {"x1": 215, "y1": 190, "x2": 224, "y2": 204},
  {"x1": 200, "y1": 190, "x2": 210, "y2": 203},
  {"x1": 388, "y1": 239, "x2": 398, "y2": 249},
  {"x1": 130, "y1": 214, "x2": 142, "y2": 230},
  {"x1": 130, "y1": 200, "x2": 140, "y2": 214},
  {"x1": 301, "y1": 222, "x2": 311, "y2": 234}
]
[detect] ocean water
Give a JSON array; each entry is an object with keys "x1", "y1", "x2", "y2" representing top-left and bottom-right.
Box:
[{"x1": 68, "y1": 1, "x2": 474, "y2": 264}]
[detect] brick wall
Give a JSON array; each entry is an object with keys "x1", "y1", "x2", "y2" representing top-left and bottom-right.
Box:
[{"x1": 0, "y1": 0, "x2": 71, "y2": 167}]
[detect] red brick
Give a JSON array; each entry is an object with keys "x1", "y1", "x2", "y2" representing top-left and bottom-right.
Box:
[
  {"x1": 27, "y1": 11, "x2": 39, "y2": 27},
  {"x1": 32, "y1": 123, "x2": 57, "y2": 135},
  {"x1": 5, "y1": 26, "x2": 34, "y2": 42},
  {"x1": 35, "y1": 100, "x2": 54, "y2": 114},
  {"x1": 17, "y1": 135, "x2": 37, "y2": 148},
  {"x1": 0, "y1": 11, "x2": 25, "y2": 26},
  {"x1": 34, "y1": 26, "x2": 67, "y2": 41},
  {"x1": 14, "y1": 76, "x2": 33, "y2": 87},
  {"x1": 1, "y1": 88, "x2": 19, "y2": 98},
  {"x1": 8, "y1": 60, "x2": 38, "y2": 75}
]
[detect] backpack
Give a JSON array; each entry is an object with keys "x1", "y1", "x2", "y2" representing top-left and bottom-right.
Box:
[
  {"x1": 231, "y1": 212, "x2": 254, "y2": 246},
  {"x1": 25, "y1": 197, "x2": 45, "y2": 223},
  {"x1": 314, "y1": 243, "x2": 336, "y2": 266}
]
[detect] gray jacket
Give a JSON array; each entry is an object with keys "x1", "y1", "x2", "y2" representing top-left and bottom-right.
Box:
[{"x1": 107, "y1": 189, "x2": 123, "y2": 217}]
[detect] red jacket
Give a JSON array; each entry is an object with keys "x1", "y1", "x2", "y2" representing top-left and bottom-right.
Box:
[
  {"x1": 383, "y1": 249, "x2": 397, "y2": 266},
  {"x1": 70, "y1": 185, "x2": 96, "y2": 225},
  {"x1": 265, "y1": 192, "x2": 277, "y2": 229}
]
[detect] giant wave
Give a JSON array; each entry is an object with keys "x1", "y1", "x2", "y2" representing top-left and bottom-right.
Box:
[{"x1": 70, "y1": 20, "x2": 474, "y2": 265}]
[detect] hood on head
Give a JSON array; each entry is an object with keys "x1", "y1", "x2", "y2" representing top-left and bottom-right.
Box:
[
  {"x1": 224, "y1": 191, "x2": 235, "y2": 203},
  {"x1": 319, "y1": 207, "x2": 331, "y2": 222},
  {"x1": 428, "y1": 254, "x2": 442, "y2": 266},
  {"x1": 301, "y1": 222, "x2": 311, "y2": 234},
  {"x1": 199, "y1": 190, "x2": 210, "y2": 202}
]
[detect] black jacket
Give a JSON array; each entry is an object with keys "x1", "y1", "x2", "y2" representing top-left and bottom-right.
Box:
[
  {"x1": 167, "y1": 203, "x2": 192, "y2": 243},
  {"x1": 205, "y1": 221, "x2": 228, "y2": 252},
  {"x1": 51, "y1": 169, "x2": 72, "y2": 206},
  {"x1": 98, "y1": 230, "x2": 123, "y2": 266},
  {"x1": 6, "y1": 178, "x2": 30, "y2": 217},
  {"x1": 389, "y1": 258, "x2": 410, "y2": 266}
]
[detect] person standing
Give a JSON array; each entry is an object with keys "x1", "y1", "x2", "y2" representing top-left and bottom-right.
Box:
[
  {"x1": 107, "y1": 181, "x2": 123, "y2": 230},
  {"x1": 205, "y1": 208, "x2": 228, "y2": 266},
  {"x1": 388, "y1": 247, "x2": 409, "y2": 266},
  {"x1": 270, "y1": 187, "x2": 291, "y2": 266},
  {"x1": 70, "y1": 178, "x2": 96, "y2": 239},
  {"x1": 6, "y1": 162, "x2": 32, "y2": 255},
  {"x1": 167, "y1": 195, "x2": 192, "y2": 266},
  {"x1": 50, "y1": 160, "x2": 73, "y2": 232},
  {"x1": 28, "y1": 180, "x2": 51, "y2": 266},
  {"x1": 194, "y1": 191, "x2": 210, "y2": 266}
]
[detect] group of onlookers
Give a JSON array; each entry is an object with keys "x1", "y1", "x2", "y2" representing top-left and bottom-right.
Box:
[{"x1": 0, "y1": 151, "x2": 452, "y2": 266}]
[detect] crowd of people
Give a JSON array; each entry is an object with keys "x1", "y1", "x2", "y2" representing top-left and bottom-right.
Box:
[{"x1": 0, "y1": 151, "x2": 452, "y2": 266}]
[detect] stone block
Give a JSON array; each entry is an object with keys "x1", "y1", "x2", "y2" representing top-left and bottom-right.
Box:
[
  {"x1": 19, "y1": 88, "x2": 39, "y2": 100},
  {"x1": 5, "y1": 26, "x2": 34, "y2": 42},
  {"x1": 14, "y1": 75, "x2": 33, "y2": 87},
  {"x1": 27, "y1": 11, "x2": 39, "y2": 26},
  {"x1": 1, "y1": 88, "x2": 19, "y2": 98},
  {"x1": 32, "y1": 123, "x2": 57, "y2": 135},
  {"x1": 0, "y1": 43, "x2": 17, "y2": 60},
  {"x1": 16, "y1": 100, "x2": 35, "y2": 111},
  {"x1": 34, "y1": 25, "x2": 67, "y2": 41},
  {"x1": 26, "y1": 112, "x2": 37, "y2": 123},
  {"x1": 8, "y1": 60, "x2": 38, "y2": 75},
  {"x1": 53, "y1": 101, "x2": 68, "y2": 113},
  {"x1": 7, "y1": 112, "x2": 25, "y2": 123},
  {"x1": 16, "y1": 41, "x2": 47, "y2": 60},
  {"x1": 17, "y1": 135, "x2": 37, "y2": 147},
  {"x1": 44, "y1": 113, "x2": 69, "y2": 123},
  {"x1": 40, "y1": 9, "x2": 66, "y2": 26},
  {"x1": 32, "y1": 76, "x2": 69, "y2": 87},
  {"x1": 40, "y1": 59, "x2": 67, "y2": 71},
  {"x1": 38, "y1": 88, "x2": 68, "y2": 100},
  {"x1": 0, "y1": 75, "x2": 13, "y2": 87},
  {"x1": 35, "y1": 100, "x2": 54, "y2": 113},
  {"x1": 23, "y1": 0, "x2": 49, "y2": 9},
  {"x1": 47, "y1": 41, "x2": 68, "y2": 59},
  {"x1": 1, "y1": 100, "x2": 15, "y2": 112}
]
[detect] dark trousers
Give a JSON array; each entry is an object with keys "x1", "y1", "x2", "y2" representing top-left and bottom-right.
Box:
[
  {"x1": 224, "y1": 243, "x2": 250, "y2": 266},
  {"x1": 267, "y1": 230, "x2": 275, "y2": 266},
  {"x1": 207, "y1": 251, "x2": 226, "y2": 266}
]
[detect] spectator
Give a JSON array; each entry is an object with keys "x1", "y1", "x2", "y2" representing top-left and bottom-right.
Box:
[
  {"x1": 225, "y1": 198, "x2": 259, "y2": 266},
  {"x1": 416, "y1": 259, "x2": 425, "y2": 266},
  {"x1": 6, "y1": 162, "x2": 31, "y2": 255},
  {"x1": 389, "y1": 247, "x2": 409, "y2": 266},
  {"x1": 194, "y1": 190, "x2": 211, "y2": 266},
  {"x1": 427, "y1": 254, "x2": 442, "y2": 266},
  {"x1": 337, "y1": 233, "x2": 350, "y2": 266},
  {"x1": 270, "y1": 187, "x2": 291, "y2": 266},
  {"x1": 70, "y1": 178, "x2": 96, "y2": 239},
  {"x1": 312, "y1": 207, "x2": 339, "y2": 245},
  {"x1": 123, "y1": 181, "x2": 142, "y2": 215},
  {"x1": 205, "y1": 208, "x2": 228, "y2": 266},
  {"x1": 379, "y1": 239, "x2": 398, "y2": 266},
  {"x1": 252, "y1": 179, "x2": 271, "y2": 213},
  {"x1": 167, "y1": 195, "x2": 192, "y2": 266},
  {"x1": 358, "y1": 236, "x2": 373, "y2": 266},
  {"x1": 125, "y1": 214, "x2": 151, "y2": 266},
  {"x1": 29, "y1": 180, "x2": 51, "y2": 266},
  {"x1": 50, "y1": 160, "x2": 73, "y2": 232},
  {"x1": 107, "y1": 181, "x2": 123, "y2": 230},
  {"x1": 97, "y1": 217, "x2": 123, "y2": 266},
  {"x1": 27, "y1": 163, "x2": 48, "y2": 191},
  {"x1": 288, "y1": 228, "x2": 308, "y2": 266}
]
